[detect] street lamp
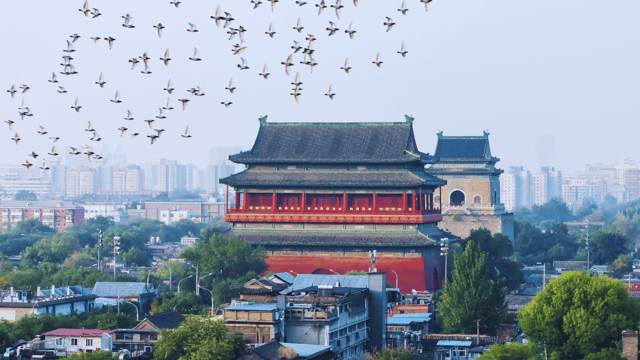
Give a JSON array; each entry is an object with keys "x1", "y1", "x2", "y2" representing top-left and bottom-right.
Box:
[
  {"x1": 585, "y1": 220, "x2": 590, "y2": 272},
  {"x1": 117, "y1": 284, "x2": 136, "y2": 314},
  {"x1": 178, "y1": 275, "x2": 193, "y2": 294},
  {"x1": 121, "y1": 299, "x2": 140, "y2": 321},
  {"x1": 537, "y1": 262, "x2": 547, "y2": 291},
  {"x1": 198, "y1": 285, "x2": 215, "y2": 315},
  {"x1": 391, "y1": 270, "x2": 398, "y2": 289},
  {"x1": 329, "y1": 269, "x2": 340, "y2": 275},
  {"x1": 440, "y1": 238, "x2": 450, "y2": 285}
]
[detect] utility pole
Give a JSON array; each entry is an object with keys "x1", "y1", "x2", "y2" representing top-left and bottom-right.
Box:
[
  {"x1": 585, "y1": 220, "x2": 590, "y2": 272},
  {"x1": 113, "y1": 236, "x2": 121, "y2": 280},
  {"x1": 440, "y1": 238, "x2": 449, "y2": 285},
  {"x1": 97, "y1": 230, "x2": 103, "y2": 271},
  {"x1": 196, "y1": 266, "x2": 199, "y2": 295},
  {"x1": 475, "y1": 319, "x2": 480, "y2": 345}
]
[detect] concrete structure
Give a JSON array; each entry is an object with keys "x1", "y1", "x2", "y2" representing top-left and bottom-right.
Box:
[
  {"x1": 126, "y1": 200, "x2": 225, "y2": 224},
  {"x1": 43, "y1": 329, "x2": 114, "y2": 353},
  {"x1": 0, "y1": 165, "x2": 55, "y2": 197},
  {"x1": 499, "y1": 166, "x2": 532, "y2": 212},
  {"x1": 425, "y1": 132, "x2": 514, "y2": 241},
  {"x1": 0, "y1": 286, "x2": 97, "y2": 323},
  {"x1": 222, "y1": 117, "x2": 453, "y2": 292},
  {"x1": 91, "y1": 282, "x2": 156, "y2": 314},
  {"x1": 113, "y1": 165, "x2": 145, "y2": 192},
  {"x1": 434, "y1": 341, "x2": 483, "y2": 360},
  {"x1": 66, "y1": 166, "x2": 98, "y2": 198},
  {"x1": 238, "y1": 341, "x2": 336, "y2": 360},
  {"x1": 616, "y1": 158, "x2": 640, "y2": 201},
  {"x1": 386, "y1": 313, "x2": 431, "y2": 351},
  {"x1": 111, "y1": 311, "x2": 186, "y2": 355},
  {"x1": 0, "y1": 200, "x2": 84, "y2": 232},
  {"x1": 622, "y1": 330, "x2": 638, "y2": 360}
]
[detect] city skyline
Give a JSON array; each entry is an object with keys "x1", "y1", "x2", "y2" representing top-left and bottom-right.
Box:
[{"x1": 1, "y1": 1, "x2": 639, "y2": 173}]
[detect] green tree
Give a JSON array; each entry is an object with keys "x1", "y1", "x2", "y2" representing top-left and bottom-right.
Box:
[
  {"x1": 13, "y1": 190, "x2": 38, "y2": 201},
  {"x1": 514, "y1": 221, "x2": 579, "y2": 265},
  {"x1": 22, "y1": 233, "x2": 81, "y2": 264},
  {"x1": 464, "y1": 228, "x2": 523, "y2": 290},
  {"x1": 514, "y1": 199, "x2": 574, "y2": 227},
  {"x1": 607, "y1": 254, "x2": 632, "y2": 277},
  {"x1": 576, "y1": 198, "x2": 598, "y2": 219},
  {"x1": 68, "y1": 351, "x2": 117, "y2": 360},
  {"x1": 149, "y1": 291, "x2": 208, "y2": 315},
  {"x1": 479, "y1": 343, "x2": 540, "y2": 360},
  {"x1": 366, "y1": 348, "x2": 414, "y2": 360},
  {"x1": 519, "y1": 271, "x2": 640, "y2": 359},
  {"x1": 181, "y1": 234, "x2": 267, "y2": 306},
  {"x1": 586, "y1": 232, "x2": 628, "y2": 265},
  {"x1": 439, "y1": 242, "x2": 507, "y2": 335},
  {"x1": 153, "y1": 317, "x2": 245, "y2": 360}
]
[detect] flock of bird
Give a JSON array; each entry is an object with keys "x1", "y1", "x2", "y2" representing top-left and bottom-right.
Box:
[{"x1": 6, "y1": 0, "x2": 433, "y2": 171}]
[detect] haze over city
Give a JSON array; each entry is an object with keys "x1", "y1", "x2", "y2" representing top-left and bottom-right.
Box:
[{"x1": 1, "y1": 0, "x2": 638, "y2": 172}]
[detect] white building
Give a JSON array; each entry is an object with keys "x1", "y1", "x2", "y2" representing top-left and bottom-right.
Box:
[{"x1": 43, "y1": 329, "x2": 113, "y2": 353}]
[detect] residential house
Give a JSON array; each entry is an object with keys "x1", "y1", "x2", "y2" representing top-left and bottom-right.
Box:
[
  {"x1": 386, "y1": 313, "x2": 431, "y2": 352},
  {"x1": 0, "y1": 286, "x2": 97, "y2": 323},
  {"x1": 91, "y1": 282, "x2": 157, "y2": 314},
  {"x1": 434, "y1": 341, "x2": 484, "y2": 360},
  {"x1": 237, "y1": 341, "x2": 336, "y2": 360},
  {"x1": 42, "y1": 329, "x2": 114, "y2": 354},
  {"x1": 112, "y1": 311, "x2": 186, "y2": 356}
]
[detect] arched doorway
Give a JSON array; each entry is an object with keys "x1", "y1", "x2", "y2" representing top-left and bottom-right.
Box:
[
  {"x1": 312, "y1": 268, "x2": 332, "y2": 275},
  {"x1": 450, "y1": 190, "x2": 465, "y2": 206}
]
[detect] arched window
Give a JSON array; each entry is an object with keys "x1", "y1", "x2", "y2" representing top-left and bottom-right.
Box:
[
  {"x1": 312, "y1": 268, "x2": 332, "y2": 275},
  {"x1": 450, "y1": 191, "x2": 465, "y2": 206},
  {"x1": 473, "y1": 195, "x2": 481, "y2": 204}
]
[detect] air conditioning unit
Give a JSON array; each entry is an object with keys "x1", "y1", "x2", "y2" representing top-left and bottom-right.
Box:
[{"x1": 416, "y1": 349, "x2": 423, "y2": 354}]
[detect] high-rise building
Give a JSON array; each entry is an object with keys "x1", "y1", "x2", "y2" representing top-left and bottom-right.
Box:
[
  {"x1": 499, "y1": 166, "x2": 532, "y2": 212},
  {"x1": 0, "y1": 165, "x2": 54, "y2": 197},
  {"x1": 561, "y1": 177, "x2": 600, "y2": 211},
  {"x1": 616, "y1": 158, "x2": 639, "y2": 201},
  {"x1": 66, "y1": 167, "x2": 98, "y2": 198},
  {"x1": 112, "y1": 165, "x2": 145, "y2": 192}
]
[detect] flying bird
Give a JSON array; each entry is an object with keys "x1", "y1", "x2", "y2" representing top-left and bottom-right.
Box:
[
  {"x1": 259, "y1": 64, "x2": 270, "y2": 79},
  {"x1": 5, "y1": 120, "x2": 14, "y2": 130},
  {"x1": 48, "y1": 145, "x2": 59, "y2": 156},
  {"x1": 384, "y1": 17, "x2": 396, "y2": 32},
  {"x1": 189, "y1": 48, "x2": 201, "y2": 61},
  {"x1": 118, "y1": 127, "x2": 128, "y2": 137},
  {"x1": 331, "y1": 0, "x2": 343, "y2": 19},
  {"x1": 155, "y1": 129, "x2": 165, "y2": 138},
  {"x1": 265, "y1": 22, "x2": 276, "y2": 38},
  {"x1": 373, "y1": 52, "x2": 383, "y2": 67},
  {"x1": 105, "y1": 37, "x2": 116, "y2": 49},
  {"x1": 139, "y1": 52, "x2": 150, "y2": 66},
  {"x1": 64, "y1": 40, "x2": 75, "y2": 53},
  {"x1": 221, "y1": 11, "x2": 235, "y2": 28},
  {"x1": 212, "y1": 5, "x2": 222, "y2": 27},
  {"x1": 124, "y1": 110, "x2": 134, "y2": 121},
  {"x1": 19, "y1": 107, "x2": 32, "y2": 120},
  {"x1": 345, "y1": 21, "x2": 356, "y2": 39},
  {"x1": 12, "y1": 133, "x2": 20, "y2": 145},
  {"x1": 38, "y1": 126, "x2": 47, "y2": 135},
  {"x1": 398, "y1": 0, "x2": 408, "y2": 15},
  {"x1": 141, "y1": 65, "x2": 152, "y2": 74},
  {"x1": 227, "y1": 28, "x2": 238, "y2": 40},
  {"x1": 7, "y1": 85, "x2": 16, "y2": 98},
  {"x1": 178, "y1": 99, "x2": 189, "y2": 110},
  {"x1": 281, "y1": 54, "x2": 294, "y2": 75},
  {"x1": 29, "y1": 151, "x2": 38, "y2": 159},
  {"x1": 238, "y1": 58, "x2": 249, "y2": 70},
  {"x1": 85, "y1": 122, "x2": 94, "y2": 132},
  {"x1": 71, "y1": 97, "x2": 81, "y2": 112},
  {"x1": 70, "y1": 34, "x2": 81, "y2": 43},
  {"x1": 147, "y1": 135, "x2": 159, "y2": 145},
  {"x1": 292, "y1": 72, "x2": 302, "y2": 92},
  {"x1": 96, "y1": 72, "x2": 106, "y2": 87},
  {"x1": 90, "y1": 36, "x2": 100, "y2": 46},
  {"x1": 294, "y1": 18, "x2": 304, "y2": 33},
  {"x1": 160, "y1": 48, "x2": 171, "y2": 65},
  {"x1": 170, "y1": 1, "x2": 181, "y2": 7},
  {"x1": 221, "y1": 101, "x2": 233, "y2": 109},
  {"x1": 327, "y1": 21, "x2": 339, "y2": 36},
  {"x1": 91, "y1": 8, "x2": 101, "y2": 18},
  {"x1": 57, "y1": 86, "x2": 67, "y2": 93},
  {"x1": 182, "y1": 126, "x2": 192, "y2": 138},
  {"x1": 130, "y1": 132, "x2": 140, "y2": 138},
  {"x1": 296, "y1": 1, "x2": 307, "y2": 5},
  {"x1": 341, "y1": 58, "x2": 351, "y2": 73},
  {"x1": 187, "y1": 23, "x2": 198, "y2": 32},
  {"x1": 79, "y1": 0, "x2": 90, "y2": 16},
  {"x1": 325, "y1": 84, "x2": 335, "y2": 99},
  {"x1": 163, "y1": 98, "x2": 174, "y2": 110},
  {"x1": 129, "y1": 58, "x2": 140, "y2": 69},
  {"x1": 154, "y1": 23, "x2": 165, "y2": 37},
  {"x1": 122, "y1": 14, "x2": 135, "y2": 28},
  {"x1": 22, "y1": 160, "x2": 32, "y2": 170},
  {"x1": 49, "y1": 72, "x2": 58, "y2": 83},
  {"x1": 316, "y1": 0, "x2": 327, "y2": 15},
  {"x1": 90, "y1": 131, "x2": 101, "y2": 142},
  {"x1": 268, "y1": 0, "x2": 279, "y2": 12},
  {"x1": 111, "y1": 91, "x2": 122, "y2": 103},
  {"x1": 20, "y1": 85, "x2": 30, "y2": 93},
  {"x1": 290, "y1": 91, "x2": 301, "y2": 103},
  {"x1": 156, "y1": 108, "x2": 166, "y2": 119},
  {"x1": 226, "y1": 78, "x2": 236, "y2": 93},
  {"x1": 40, "y1": 161, "x2": 50, "y2": 171},
  {"x1": 69, "y1": 147, "x2": 81, "y2": 155},
  {"x1": 232, "y1": 41, "x2": 247, "y2": 55},
  {"x1": 420, "y1": 0, "x2": 432, "y2": 11},
  {"x1": 144, "y1": 119, "x2": 155, "y2": 128},
  {"x1": 164, "y1": 79, "x2": 174, "y2": 94},
  {"x1": 251, "y1": 0, "x2": 262, "y2": 9},
  {"x1": 292, "y1": 41, "x2": 302, "y2": 53},
  {"x1": 398, "y1": 42, "x2": 408, "y2": 57}
]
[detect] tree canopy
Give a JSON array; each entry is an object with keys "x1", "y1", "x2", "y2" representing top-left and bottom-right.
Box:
[
  {"x1": 438, "y1": 241, "x2": 507, "y2": 335},
  {"x1": 514, "y1": 221, "x2": 579, "y2": 265},
  {"x1": 478, "y1": 343, "x2": 540, "y2": 360},
  {"x1": 154, "y1": 317, "x2": 245, "y2": 360},
  {"x1": 519, "y1": 271, "x2": 640, "y2": 359},
  {"x1": 464, "y1": 228, "x2": 523, "y2": 290},
  {"x1": 514, "y1": 198, "x2": 574, "y2": 227}
]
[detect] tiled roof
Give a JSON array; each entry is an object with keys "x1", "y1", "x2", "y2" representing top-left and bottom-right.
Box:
[
  {"x1": 433, "y1": 132, "x2": 493, "y2": 161},
  {"x1": 221, "y1": 169, "x2": 445, "y2": 188},
  {"x1": 225, "y1": 303, "x2": 277, "y2": 311},
  {"x1": 44, "y1": 329, "x2": 114, "y2": 337},
  {"x1": 289, "y1": 274, "x2": 369, "y2": 291},
  {"x1": 281, "y1": 343, "x2": 332, "y2": 358},
  {"x1": 229, "y1": 117, "x2": 433, "y2": 165},
  {"x1": 231, "y1": 278, "x2": 289, "y2": 294},
  {"x1": 40, "y1": 285, "x2": 90, "y2": 297},
  {"x1": 139, "y1": 310, "x2": 185, "y2": 330},
  {"x1": 226, "y1": 225, "x2": 452, "y2": 248},
  {"x1": 273, "y1": 272, "x2": 296, "y2": 284},
  {"x1": 387, "y1": 313, "x2": 431, "y2": 325},
  {"x1": 92, "y1": 282, "x2": 153, "y2": 297},
  {"x1": 437, "y1": 341, "x2": 473, "y2": 347}
]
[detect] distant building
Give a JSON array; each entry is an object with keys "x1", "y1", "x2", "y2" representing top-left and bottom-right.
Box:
[
  {"x1": 112, "y1": 310, "x2": 186, "y2": 355},
  {"x1": 126, "y1": 200, "x2": 225, "y2": 224},
  {"x1": 113, "y1": 165, "x2": 145, "y2": 192},
  {"x1": 0, "y1": 200, "x2": 84, "y2": 232},
  {"x1": 0, "y1": 165, "x2": 54, "y2": 197},
  {"x1": 499, "y1": 166, "x2": 532, "y2": 212},
  {"x1": 561, "y1": 177, "x2": 600, "y2": 211},
  {"x1": 66, "y1": 166, "x2": 98, "y2": 198},
  {"x1": 386, "y1": 313, "x2": 431, "y2": 351},
  {"x1": 42, "y1": 329, "x2": 114, "y2": 354},
  {"x1": 238, "y1": 341, "x2": 336, "y2": 360},
  {"x1": 434, "y1": 341, "x2": 484, "y2": 360},
  {"x1": 91, "y1": 282, "x2": 156, "y2": 314},
  {"x1": 0, "y1": 285, "x2": 97, "y2": 323},
  {"x1": 425, "y1": 131, "x2": 514, "y2": 240},
  {"x1": 616, "y1": 158, "x2": 640, "y2": 201}
]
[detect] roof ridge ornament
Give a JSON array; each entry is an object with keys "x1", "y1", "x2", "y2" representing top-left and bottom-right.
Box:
[
  {"x1": 483, "y1": 130, "x2": 490, "y2": 137},
  {"x1": 437, "y1": 131, "x2": 443, "y2": 138},
  {"x1": 259, "y1": 115, "x2": 268, "y2": 125},
  {"x1": 404, "y1": 115, "x2": 414, "y2": 123}
]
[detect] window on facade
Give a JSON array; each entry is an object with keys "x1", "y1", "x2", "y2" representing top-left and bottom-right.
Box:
[
  {"x1": 55, "y1": 339, "x2": 63, "y2": 346},
  {"x1": 307, "y1": 194, "x2": 341, "y2": 211},
  {"x1": 86, "y1": 339, "x2": 93, "y2": 346},
  {"x1": 71, "y1": 339, "x2": 78, "y2": 346},
  {"x1": 347, "y1": 194, "x2": 372, "y2": 210},
  {"x1": 473, "y1": 195, "x2": 481, "y2": 204},
  {"x1": 376, "y1": 194, "x2": 403, "y2": 210}
]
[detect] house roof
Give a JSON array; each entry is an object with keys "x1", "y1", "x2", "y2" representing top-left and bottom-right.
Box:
[
  {"x1": 225, "y1": 303, "x2": 278, "y2": 311},
  {"x1": 135, "y1": 310, "x2": 185, "y2": 330},
  {"x1": 387, "y1": 313, "x2": 431, "y2": 325},
  {"x1": 228, "y1": 116, "x2": 434, "y2": 165},
  {"x1": 226, "y1": 225, "x2": 452, "y2": 248},
  {"x1": 272, "y1": 272, "x2": 296, "y2": 284},
  {"x1": 220, "y1": 169, "x2": 445, "y2": 188},
  {"x1": 39, "y1": 285, "x2": 90, "y2": 297},
  {"x1": 280, "y1": 343, "x2": 332, "y2": 358},
  {"x1": 289, "y1": 274, "x2": 369, "y2": 291},
  {"x1": 433, "y1": 132, "x2": 495, "y2": 162},
  {"x1": 92, "y1": 282, "x2": 153, "y2": 297},
  {"x1": 231, "y1": 278, "x2": 290, "y2": 295},
  {"x1": 43, "y1": 329, "x2": 114, "y2": 337},
  {"x1": 437, "y1": 341, "x2": 473, "y2": 347}
]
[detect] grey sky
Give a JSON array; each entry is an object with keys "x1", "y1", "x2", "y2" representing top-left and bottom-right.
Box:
[{"x1": 1, "y1": 0, "x2": 638, "y2": 172}]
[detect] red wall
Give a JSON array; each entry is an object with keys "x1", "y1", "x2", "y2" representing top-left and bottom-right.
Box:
[{"x1": 266, "y1": 255, "x2": 441, "y2": 293}]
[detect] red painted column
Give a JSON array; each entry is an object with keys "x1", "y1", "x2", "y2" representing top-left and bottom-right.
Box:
[
  {"x1": 343, "y1": 193, "x2": 347, "y2": 213},
  {"x1": 419, "y1": 188, "x2": 422, "y2": 214},
  {"x1": 235, "y1": 192, "x2": 240, "y2": 210},
  {"x1": 272, "y1": 192, "x2": 277, "y2": 214},
  {"x1": 246, "y1": 193, "x2": 251, "y2": 211},
  {"x1": 402, "y1": 193, "x2": 407, "y2": 215},
  {"x1": 226, "y1": 186, "x2": 229, "y2": 213},
  {"x1": 414, "y1": 191, "x2": 417, "y2": 214},
  {"x1": 373, "y1": 193, "x2": 377, "y2": 214},
  {"x1": 301, "y1": 193, "x2": 306, "y2": 213}
]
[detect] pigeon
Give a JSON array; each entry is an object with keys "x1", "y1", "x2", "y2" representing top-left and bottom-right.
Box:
[
  {"x1": 122, "y1": 14, "x2": 135, "y2": 28},
  {"x1": 20, "y1": 84, "x2": 30, "y2": 93},
  {"x1": 118, "y1": 127, "x2": 128, "y2": 137},
  {"x1": 292, "y1": 41, "x2": 302, "y2": 53},
  {"x1": 331, "y1": 0, "x2": 344, "y2": 19},
  {"x1": 398, "y1": 42, "x2": 408, "y2": 57},
  {"x1": 91, "y1": 36, "x2": 101, "y2": 46},
  {"x1": 238, "y1": 58, "x2": 249, "y2": 70},
  {"x1": 22, "y1": 160, "x2": 32, "y2": 170},
  {"x1": 164, "y1": 79, "x2": 174, "y2": 94},
  {"x1": 111, "y1": 91, "x2": 122, "y2": 103},
  {"x1": 341, "y1": 58, "x2": 351, "y2": 73},
  {"x1": 251, "y1": 0, "x2": 262, "y2": 9},
  {"x1": 155, "y1": 129, "x2": 165, "y2": 138},
  {"x1": 170, "y1": 1, "x2": 181, "y2": 7},
  {"x1": 187, "y1": 23, "x2": 198, "y2": 32},
  {"x1": 227, "y1": 28, "x2": 239, "y2": 40},
  {"x1": 141, "y1": 65, "x2": 152, "y2": 74},
  {"x1": 156, "y1": 108, "x2": 166, "y2": 119},
  {"x1": 147, "y1": 135, "x2": 159, "y2": 145},
  {"x1": 354, "y1": 0, "x2": 358, "y2": 7},
  {"x1": 69, "y1": 147, "x2": 81, "y2": 155},
  {"x1": 212, "y1": 5, "x2": 223, "y2": 27},
  {"x1": 259, "y1": 64, "x2": 270, "y2": 79},
  {"x1": 327, "y1": 21, "x2": 339, "y2": 36},
  {"x1": 290, "y1": 91, "x2": 301, "y2": 103},
  {"x1": 38, "y1": 126, "x2": 47, "y2": 135},
  {"x1": 19, "y1": 107, "x2": 33, "y2": 120},
  {"x1": 178, "y1": 99, "x2": 189, "y2": 110},
  {"x1": 420, "y1": 0, "x2": 432, "y2": 11},
  {"x1": 90, "y1": 131, "x2": 102, "y2": 142},
  {"x1": 384, "y1": 17, "x2": 396, "y2": 32},
  {"x1": 71, "y1": 97, "x2": 81, "y2": 112},
  {"x1": 281, "y1": 54, "x2": 294, "y2": 75},
  {"x1": 49, "y1": 136, "x2": 60, "y2": 143},
  {"x1": 294, "y1": 18, "x2": 304, "y2": 33},
  {"x1": 266, "y1": 22, "x2": 276, "y2": 38},
  {"x1": 57, "y1": 86, "x2": 67, "y2": 94},
  {"x1": 29, "y1": 151, "x2": 38, "y2": 159},
  {"x1": 233, "y1": 41, "x2": 248, "y2": 55},
  {"x1": 96, "y1": 72, "x2": 106, "y2": 87},
  {"x1": 12, "y1": 133, "x2": 20, "y2": 145},
  {"x1": 49, "y1": 72, "x2": 58, "y2": 83},
  {"x1": 160, "y1": 48, "x2": 171, "y2": 66},
  {"x1": 292, "y1": 72, "x2": 302, "y2": 92},
  {"x1": 296, "y1": 0, "x2": 307, "y2": 5},
  {"x1": 372, "y1": 52, "x2": 383, "y2": 67},
  {"x1": 163, "y1": 98, "x2": 174, "y2": 110},
  {"x1": 182, "y1": 126, "x2": 192, "y2": 138},
  {"x1": 40, "y1": 161, "x2": 50, "y2": 171},
  {"x1": 237, "y1": 26, "x2": 247, "y2": 41},
  {"x1": 7, "y1": 85, "x2": 16, "y2": 98},
  {"x1": 129, "y1": 58, "x2": 140, "y2": 69},
  {"x1": 139, "y1": 52, "x2": 150, "y2": 66},
  {"x1": 131, "y1": 132, "x2": 140, "y2": 138},
  {"x1": 189, "y1": 48, "x2": 201, "y2": 61},
  {"x1": 221, "y1": 101, "x2": 233, "y2": 109},
  {"x1": 5, "y1": 120, "x2": 15, "y2": 130},
  {"x1": 144, "y1": 119, "x2": 155, "y2": 128},
  {"x1": 91, "y1": 8, "x2": 101, "y2": 18},
  {"x1": 85, "y1": 122, "x2": 94, "y2": 132},
  {"x1": 325, "y1": 84, "x2": 335, "y2": 99},
  {"x1": 48, "y1": 145, "x2": 59, "y2": 156},
  {"x1": 79, "y1": 0, "x2": 90, "y2": 16},
  {"x1": 226, "y1": 78, "x2": 236, "y2": 94},
  {"x1": 194, "y1": 83, "x2": 205, "y2": 96},
  {"x1": 154, "y1": 23, "x2": 165, "y2": 38},
  {"x1": 64, "y1": 40, "x2": 75, "y2": 53},
  {"x1": 398, "y1": 0, "x2": 408, "y2": 15},
  {"x1": 124, "y1": 110, "x2": 134, "y2": 121},
  {"x1": 268, "y1": 0, "x2": 279, "y2": 12},
  {"x1": 105, "y1": 37, "x2": 116, "y2": 49},
  {"x1": 345, "y1": 21, "x2": 356, "y2": 39},
  {"x1": 300, "y1": 54, "x2": 317, "y2": 73},
  {"x1": 70, "y1": 34, "x2": 81, "y2": 42},
  {"x1": 316, "y1": 0, "x2": 327, "y2": 15}
]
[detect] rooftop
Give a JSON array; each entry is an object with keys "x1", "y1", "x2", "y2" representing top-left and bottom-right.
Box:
[
  {"x1": 437, "y1": 340, "x2": 473, "y2": 347},
  {"x1": 0, "y1": 200, "x2": 81, "y2": 209},
  {"x1": 280, "y1": 343, "x2": 332, "y2": 358},
  {"x1": 288, "y1": 274, "x2": 369, "y2": 291},
  {"x1": 228, "y1": 116, "x2": 434, "y2": 165},
  {"x1": 92, "y1": 282, "x2": 154, "y2": 297},
  {"x1": 387, "y1": 313, "x2": 432, "y2": 325},
  {"x1": 432, "y1": 131, "x2": 496, "y2": 162},
  {"x1": 225, "y1": 303, "x2": 278, "y2": 312},
  {"x1": 136, "y1": 310, "x2": 185, "y2": 330},
  {"x1": 43, "y1": 329, "x2": 115, "y2": 337}
]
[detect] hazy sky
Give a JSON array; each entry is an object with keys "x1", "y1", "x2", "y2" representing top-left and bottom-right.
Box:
[{"x1": 1, "y1": 0, "x2": 638, "y2": 173}]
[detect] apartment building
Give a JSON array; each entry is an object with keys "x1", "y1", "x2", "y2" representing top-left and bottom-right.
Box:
[{"x1": 0, "y1": 200, "x2": 84, "y2": 232}]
